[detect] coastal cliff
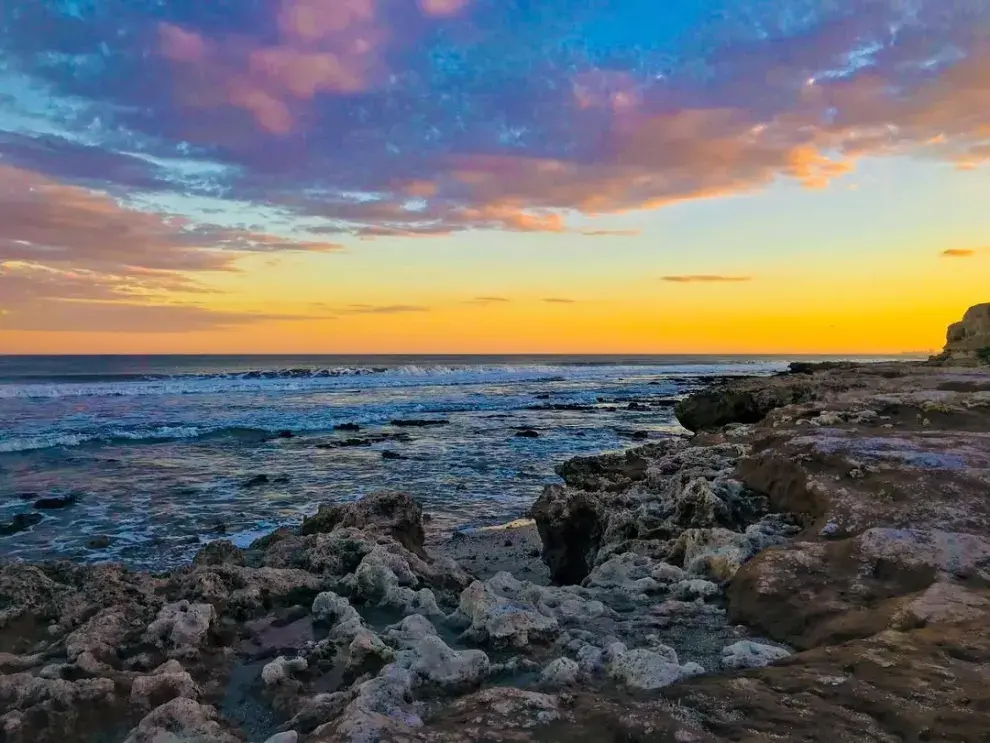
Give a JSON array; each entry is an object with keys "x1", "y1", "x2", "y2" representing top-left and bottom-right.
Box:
[{"x1": 2, "y1": 306, "x2": 989, "y2": 742}]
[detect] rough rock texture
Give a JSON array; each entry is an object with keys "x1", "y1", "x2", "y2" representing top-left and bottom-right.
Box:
[{"x1": 937, "y1": 302, "x2": 990, "y2": 363}]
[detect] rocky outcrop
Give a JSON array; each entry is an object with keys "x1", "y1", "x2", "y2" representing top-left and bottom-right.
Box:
[
  {"x1": 936, "y1": 302, "x2": 990, "y2": 364},
  {"x1": 674, "y1": 377, "x2": 815, "y2": 431},
  {"x1": 299, "y1": 489, "x2": 427, "y2": 556}
]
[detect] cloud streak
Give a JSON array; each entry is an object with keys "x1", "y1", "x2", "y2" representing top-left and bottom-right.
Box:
[
  {"x1": 940, "y1": 249, "x2": 980, "y2": 258},
  {"x1": 661, "y1": 275, "x2": 753, "y2": 283},
  {"x1": 343, "y1": 304, "x2": 431, "y2": 314}
]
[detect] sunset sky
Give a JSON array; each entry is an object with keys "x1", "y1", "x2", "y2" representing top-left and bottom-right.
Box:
[{"x1": 0, "y1": 0, "x2": 987, "y2": 354}]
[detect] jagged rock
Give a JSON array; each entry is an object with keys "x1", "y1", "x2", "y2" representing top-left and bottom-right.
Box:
[
  {"x1": 64, "y1": 607, "x2": 130, "y2": 670},
  {"x1": 720, "y1": 641, "x2": 791, "y2": 669},
  {"x1": 123, "y1": 698, "x2": 240, "y2": 743},
  {"x1": 456, "y1": 580, "x2": 560, "y2": 649},
  {"x1": 0, "y1": 675, "x2": 116, "y2": 743},
  {"x1": 531, "y1": 485, "x2": 605, "y2": 584},
  {"x1": 130, "y1": 660, "x2": 201, "y2": 708},
  {"x1": 555, "y1": 446, "x2": 666, "y2": 491},
  {"x1": 193, "y1": 539, "x2": 246, "y2": 566},
  {"x1": 317, "y1": 665, "x2": 422, "y2": 742},
  {"x1": 169, "y1": 564, "x2": 325, "y2": 619},
  {"x1": 299, "y1": 490, "x2": 427, "y2": 556},
  {"x1": 143, "y1": 601, "x2": 215, "y2": 658}
]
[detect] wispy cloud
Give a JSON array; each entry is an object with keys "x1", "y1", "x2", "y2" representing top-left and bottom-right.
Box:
[
  {"x1": 343, "y1": 304, "x2": 431, "y2": 314},
  {"x1": 940, "y1": 248, "x2": 979, "y2": 258},
  {"x1": 466, "y1": 296, "x2": 511, "y2": 305},
  {"x1": 580, "y1": 229, "x2": 641, "y2": 237},
  {"x1": 542, "y1": 297, "x2": 576, "y2": 304},
  {"x1": 661, "y1": 275, "x2": 752, "y2": 283}
]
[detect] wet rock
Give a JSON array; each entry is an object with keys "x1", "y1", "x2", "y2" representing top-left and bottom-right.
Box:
[
  {"x1": 334, "y1": 423, "x2": 361, "y2": 432},
  {"x1": 275, "y1": 430, "x2": 295, "y2": 439},
  {"x1": 720, "y1": 640, "x2": 791, "y2": 669},
  {"x1": 381, "y1": 450, "x2": 406, "y2": 460},
  {"x1": 0, "y1": 513, "x2": 43, "y2": 536},
  {"x1": 243, "y1": 474, "x2": 270, "y2": 487},
  {"x1": 33, "y1": 493, "x2": 78, "y2": 510},
  {"x1": 193, "y1": 539, "x2": 245, "y2": 566},
  {"x1": 85, "y1": 535, "x2": 112, "y2": 550},
  {"x1": 514, "y1": 429, "x2": 540, "y2": 438}
]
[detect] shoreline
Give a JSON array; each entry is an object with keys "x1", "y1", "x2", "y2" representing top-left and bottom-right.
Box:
[{"x1": 2, "y1": 343, "x2": 989, "y2": 741}]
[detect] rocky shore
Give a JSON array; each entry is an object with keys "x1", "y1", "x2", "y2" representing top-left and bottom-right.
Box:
[{"x1": 2, "y1": 307, "x2": 989, "y2": 742}]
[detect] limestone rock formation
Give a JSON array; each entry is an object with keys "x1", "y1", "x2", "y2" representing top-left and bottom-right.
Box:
[{"x1": 937, "y1": 302, "x2": 990, "y2": 363}]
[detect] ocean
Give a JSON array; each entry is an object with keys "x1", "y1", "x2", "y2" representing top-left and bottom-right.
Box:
[{"x1": 0, "y1": 354, "x2": 889, "y2": 569}]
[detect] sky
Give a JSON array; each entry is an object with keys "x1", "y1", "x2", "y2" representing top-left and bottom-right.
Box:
[{"x1": 0, "y1": 0, "x2": 987, "y2": 355}]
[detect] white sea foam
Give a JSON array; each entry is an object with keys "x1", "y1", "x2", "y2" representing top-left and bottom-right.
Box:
[{"x1": 0, "y1": 362, "x2": 785, "y2": 400}]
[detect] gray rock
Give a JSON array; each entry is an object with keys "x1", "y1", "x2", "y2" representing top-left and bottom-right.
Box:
[
  {"x1": 456, "y1": 580, "x2": 559, "y2": 649},
  {"x1": 397, "y1": 635, "x2": 490, "y2": 694},
  {"x1": 382, "y1": 614, "x2": 438, "y2": 649},
  {"x1": 540, "y1": 657, "x2": 580, "y2": 686},
  {"x1": 720, "y1": 640, "x2": 791, "y2": 669},
  {"x1": 261, "y1": 655, "x2": 308, "y2": 686},
  {"x1": 143, "y1": 601, "x2": 215, "y2": 659},
  {"x1": 263, "y1": 733, "x2": 299, "y2": 743}
]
